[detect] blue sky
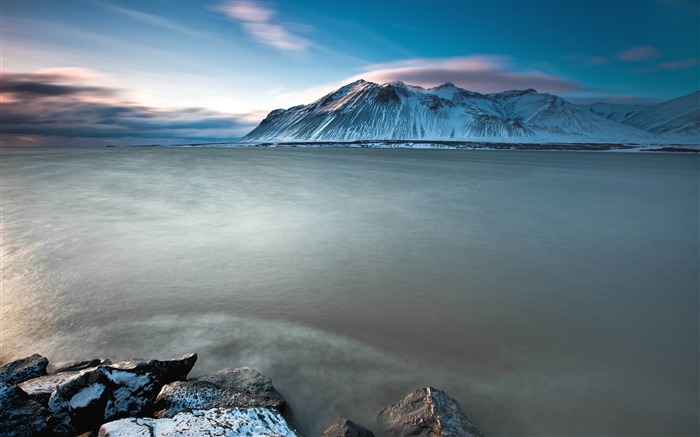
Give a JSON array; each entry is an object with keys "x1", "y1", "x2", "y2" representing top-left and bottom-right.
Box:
[{"x1": 1, "y1": 0, "x2": 698, "y2": 145}]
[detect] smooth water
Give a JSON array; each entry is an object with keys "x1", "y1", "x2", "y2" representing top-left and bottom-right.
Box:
[{"x1": 1, "y1": 147, "x2": 698, "y2": 436}]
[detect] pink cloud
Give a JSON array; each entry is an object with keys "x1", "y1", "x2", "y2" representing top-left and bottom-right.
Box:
[
  {"x1": 349, "y1": 56, "x2": 590, "y2": 93},
  {"x1": 33, "y1": 67, "x2": 103, "y2": 81},
  {"x1": 216, "y1": 1, "x2": 309, "y2": 52},
  {"x1": 219, "y1": 1, "x2": 274, "y2": 22},
  {"x1": 636, "y1": 57, "x2": 700, "y2": 73},
  {"x1": 617, "y1": 45, "x2": 661, "y2": 62},
  {"x1": 586, "y1": 56, "x2": 608, "y2": 66},
  {"x1": 658, "y1": 58, "x2": 700, "y2": 70}
]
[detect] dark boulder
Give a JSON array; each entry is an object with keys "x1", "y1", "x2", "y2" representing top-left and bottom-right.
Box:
[
  {"x1": 18, "y1": 371, "x2": 83, "y2": 406},
  {"x1": 50, "y1": 358, "x2": 112, "y2": 374},
  {"x1": 323, "y1": 417, "x2": 374, "y2": 437},
  {"x1": 378, "y1": 387, "x2": 484, "y2": 437},
  {"x1": 47, "y1": 354, "x2": 197, "y2": 436},
  {"x1": 153, "y1": 367, "x2": 287, "y2": 418},
  {"x1": 108, "y1": 353, "x2": 196, "y2": 384},
  {"x1": 0, "y1": 382, "x2": 52, "y2": 437},
  {"x1": 0, "y1": 353, "x2": 49, "y2": 385}
]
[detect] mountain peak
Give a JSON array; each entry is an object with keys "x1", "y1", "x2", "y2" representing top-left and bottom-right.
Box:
[{"x1": 243, "y1": 79, "x2": 693, "y2": 143}]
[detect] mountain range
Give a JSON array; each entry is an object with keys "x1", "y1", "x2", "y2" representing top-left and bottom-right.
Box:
[{"x1": 243, "y1": 80, "x2": 699, "y2": 144}]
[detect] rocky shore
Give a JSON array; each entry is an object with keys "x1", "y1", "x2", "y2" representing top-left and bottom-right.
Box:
[{"x1": 1, "y1": 353, "x2": 484, "y2": 437}]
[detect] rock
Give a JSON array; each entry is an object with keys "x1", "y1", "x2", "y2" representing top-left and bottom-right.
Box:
[
  {"x1": 19, "y1": 371, "x2": 83, "y2": 406},
  {"x1": 0, "y1": 382, "x2": 52, "y2": 437},
  {"x1": 98, "y1": 407, "x2": 299, "y2": 437},
  {"x1": 50, "y1": 358, "x2": 112, "y2": 374},
  {"x1": 108, "y1": 353, "x2": 197, "y2": 384},
  {"x1": 0, "y1": 353, "x2": 49, "y2": 385},
  {"x1": 153, "y1": 367, "x2": 287, "y2": 418},
  {"x1": 323, "y1": 417, "x2": 375, "y2": 437},
  {"x1": 47, "y1": 354, "x2": 197, "y2": 435},
  {"x1": 378, "y1": 387, "x2": 484, "y2": 437}
]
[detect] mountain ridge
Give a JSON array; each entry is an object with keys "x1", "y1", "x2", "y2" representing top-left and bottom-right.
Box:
[{"x1": 244, "y1": 80, "x2": 699, "y2": 144}]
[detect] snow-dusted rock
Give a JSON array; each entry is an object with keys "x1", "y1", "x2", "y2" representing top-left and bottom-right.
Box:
[
  {"x1": 154, "y1": 367, "x2": 287, "y2": 418},
  {"x1": 50, "y1": 358, "x2": 112, "y2": 374},
  {"x1": 0, "y1": 353, "x2": 48, "y2": 385},
  {"x1": 323, "y1": 417, "x2": 374, "y2": 437},
  {"x1": 19, "y1": 370, "x2": 82, "y2": 406},
  {"x1": 98, "y1": 407, "x2": 299, "y2": 437},
  {"x1": 48, "y1": 354, "x2": 197, "y2": 435},
  {"x1": 108, "y1": 353, "x2": 197, "y2": 384},
  {"x1": 0, "y1": 382, "x2": 52, "y2": 437},
  {"x1": 378, "y1": 387, "x2": 484, "y2": 437}
]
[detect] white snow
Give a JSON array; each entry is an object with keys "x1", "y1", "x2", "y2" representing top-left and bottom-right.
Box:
[
  {"x1": 69, "y1": 383, "x2": 106, "y2": 409},
  {"x1": 98, "y1": 407, "x2": 298, "y2": 437}
]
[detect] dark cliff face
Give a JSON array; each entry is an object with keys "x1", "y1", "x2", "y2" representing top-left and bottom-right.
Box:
[
  {"x1": 374, "y1": 86, "x2": 400, "y2": 104},
  {"x1": 259, "y1": 109, "x2": 286, "y2": 126}
]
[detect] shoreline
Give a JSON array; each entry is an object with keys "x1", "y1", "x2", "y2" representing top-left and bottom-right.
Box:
[{"x1": 104, "y1": 140, "x2": 700, "y2": 153}]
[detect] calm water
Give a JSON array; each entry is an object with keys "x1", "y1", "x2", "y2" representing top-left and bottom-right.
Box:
[{"x1": 1, "y1": 147, "x2": 698, "y2": 436}]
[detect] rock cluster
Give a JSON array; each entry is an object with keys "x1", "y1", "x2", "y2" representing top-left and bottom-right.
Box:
[{"x1": 1, "y1": 352, "x2": 485, "y2": 436}]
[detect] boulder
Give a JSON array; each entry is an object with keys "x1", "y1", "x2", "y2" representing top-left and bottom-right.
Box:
[
  {"x1": 153, "y1": 367, "x2": 287, "y2": 418},
  {"x1": 378, "y1": 387, "x2": 484, "y2": 437},
  {"x1": 47, "y1": 354, "x2": 197, "y2": 435},
  {"x1": 323, "y1": 417, "x2": 375, "y2": 437},
  {"x1": 98, "y1": 407, "x2": 299, "y2": 437},
  {"x1": 50, "y1": 358, "x2": 112, "y2": 374},
  {"x1": 0, "y1": 353, "x2": 48, "y2": 385},
  {"x1": 0, "y1": 382, "x2": 52, "y2": 437},
  {"x1": 108, "y1": 353, "x2": 197, "y2": 384},
  {"x1": 19, "y1": 371, "x2": 83, "y2": 406}
]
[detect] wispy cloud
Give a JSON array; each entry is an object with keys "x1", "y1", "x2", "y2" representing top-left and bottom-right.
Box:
[
  {"x1": 637, "y1": 57, "x2": 700, "y2": 73},
  {"x1": 564, "y1": 54, "x2": 608, "y2": 66},
  {"x1": 0, "y1": 70, "x2": 255, "y2": 146},
  {"x1": 352, "y1": 56, "x2": 590, "y2": 93},
  {"x1": 616, "y1": 45, "x2": 661, "y2": 62},
  {"x1": 102, "y1": 3, "x2": 211, "y2": 39},
  {"x1": 215, "y1": 1, "x2": 309, "y2": 52}
]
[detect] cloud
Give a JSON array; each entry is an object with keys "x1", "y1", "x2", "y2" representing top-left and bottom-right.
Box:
[
  {"x1": 0, "y1": 71, "x2": 256, "y2": 146},
  {"x1": 274, "y1": 56, "x2": 591, "y2": 108},
  {"x1": 216, "y1": 0, "x2": 309, "y2": 52},
  {"x1": 636, "y1": 57, "x2": 700, "y2": 73},
  {"x1": 564, "y1": 54, "x2": 608, "y2": 66},
  {"x1": 616, "y1": 45, "x2": 661, "y2": 62},
  {"x1": 352, "y1": 56, "x2": 590, "y2": 93},
  {"x1": 102, "y1": 4, "x2": 210, "y2": 39},
  {"x1": 1, "y1": 72, "x2": 114, "y2": 99}
]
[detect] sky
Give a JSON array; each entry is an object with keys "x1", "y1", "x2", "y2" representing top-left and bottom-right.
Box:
[{"x1": 1, "y1": 0, "x2": 698, "y2": 146}]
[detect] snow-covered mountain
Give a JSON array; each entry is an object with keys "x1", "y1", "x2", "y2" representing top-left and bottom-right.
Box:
[
  {"x1": 586, "y1": 92, "x2": 699, "y2": 138},
  {"x1": 244, "y1": 80, "x2": 699, "y2": 144}
]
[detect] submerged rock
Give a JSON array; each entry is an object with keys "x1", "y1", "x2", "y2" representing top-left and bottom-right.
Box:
[
  {"x1": 98, "y1": 407, "x2": 299, "y2": 437},
  {"x1": 378, "y1": 387, "x2": 484, "y2": 437},
  {"x1": 0, "y1": 353, "x2": 49, "y2": 385},
  {"x1": 323, "y1": 417, "x2": 375, "y2": 437},
  {"x1": 50, "y1": 358, "x2": 112, "y2": 374},
  {"x1": 0, "y1": 382, "x2": 52, "y2": 437},
  {"x1": 154, "y1": 367, "x2": 287, "y2": 418},
  {"x1": 47, "y1": 354, "x2": 197, "y2": 435}
]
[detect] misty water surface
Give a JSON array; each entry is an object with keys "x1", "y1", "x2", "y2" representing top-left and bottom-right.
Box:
[{"x1": 1, "y1": 147, "x2": 698, "y2": 436}]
